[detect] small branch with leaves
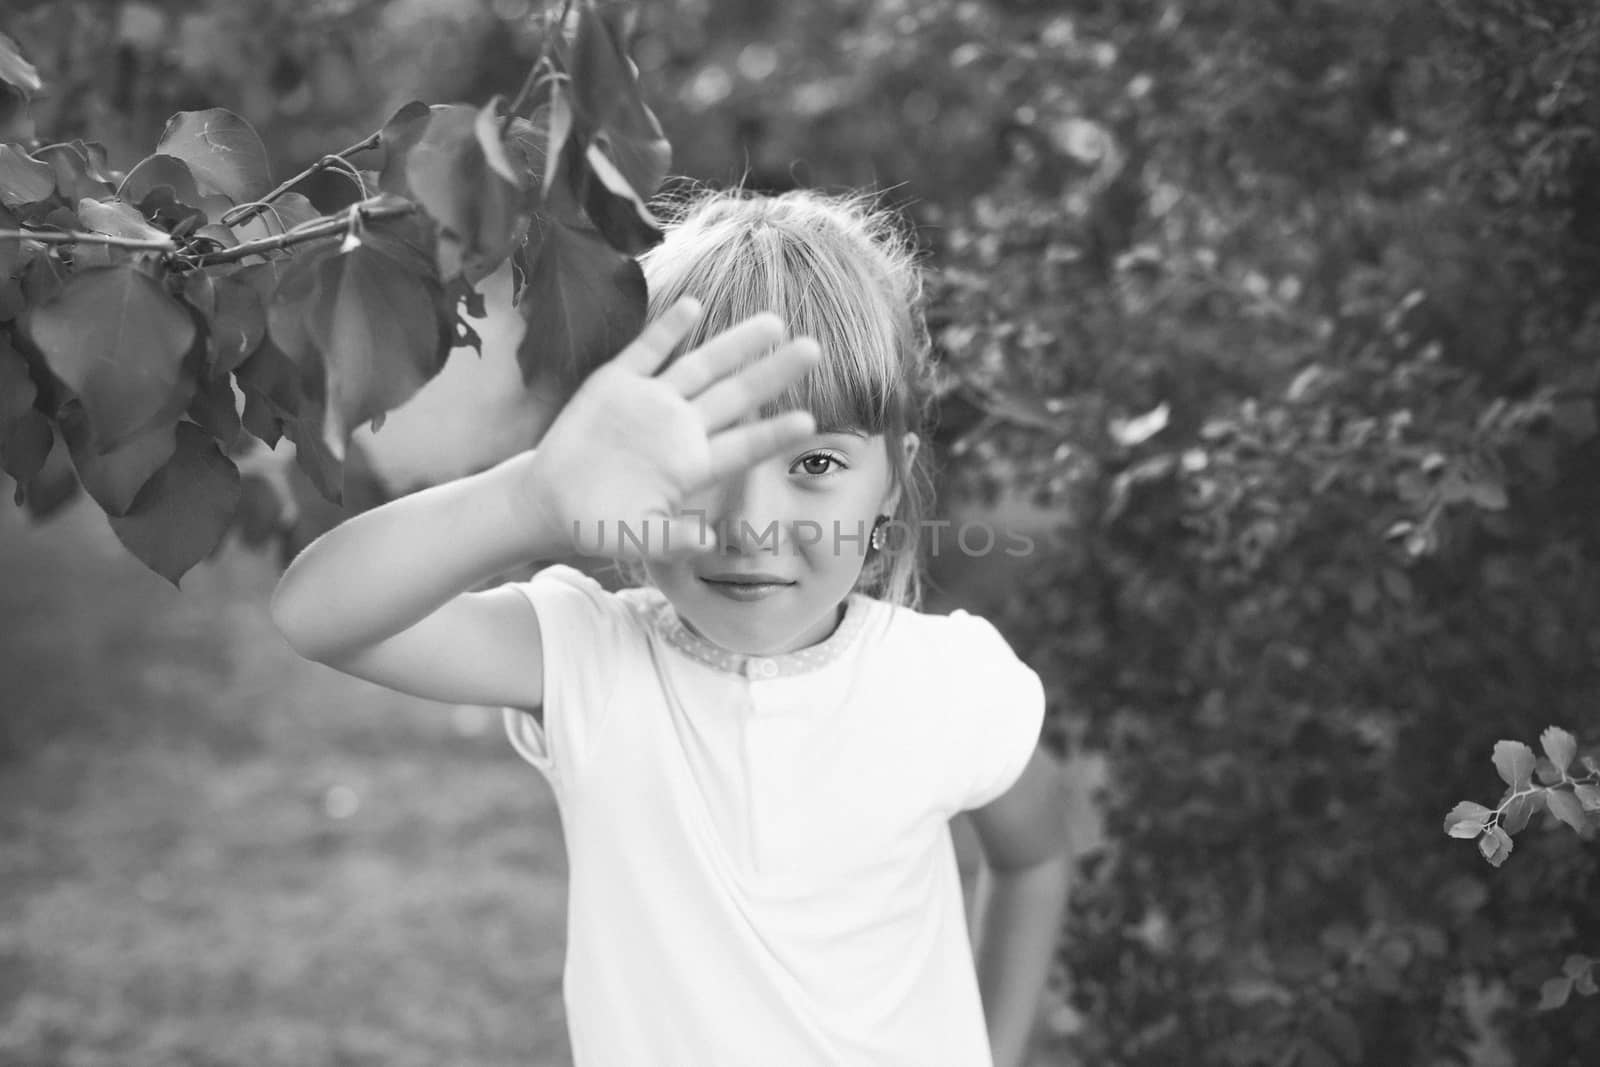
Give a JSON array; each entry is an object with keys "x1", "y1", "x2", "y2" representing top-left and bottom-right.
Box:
[
  {"x1": 1443, "y1": 726, "x2": 1598, "y2": 1013},
  {"x1": 1444, "y1": 726, "x2": 1600, "y2": 866}
]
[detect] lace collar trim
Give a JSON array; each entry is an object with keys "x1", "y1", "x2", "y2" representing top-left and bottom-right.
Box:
[{"x1": 639, "y1": 590, "x2": 871, "y2": 679}]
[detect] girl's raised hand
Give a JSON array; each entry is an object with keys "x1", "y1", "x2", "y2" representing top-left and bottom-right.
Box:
[{"x1": 518, "y1": 298, "x2": 820, "y2": 562}]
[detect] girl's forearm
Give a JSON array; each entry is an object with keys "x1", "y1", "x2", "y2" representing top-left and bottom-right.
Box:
[
  {"x1": 972, "y1": 853, "x2": 1073, "y2": 1067},
  {"x1": 270, "y1": 450, "x2": 564, "y2": 661}
]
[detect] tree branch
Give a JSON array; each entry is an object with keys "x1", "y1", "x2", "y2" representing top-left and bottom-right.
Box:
[
  {"x1": 0, "y1": 229, "x2": 176, "y2": 252},
  {"x1": 222, "y1": 130, "x2": 383, "y2": 228},
  {"x1": 192, "y1": 200, "x2": 416, "y2": 268}
]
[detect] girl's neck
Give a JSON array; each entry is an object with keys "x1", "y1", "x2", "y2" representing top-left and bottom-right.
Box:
[{"x1": 679, "y1": 599, "x2": 848, "y2": 656}]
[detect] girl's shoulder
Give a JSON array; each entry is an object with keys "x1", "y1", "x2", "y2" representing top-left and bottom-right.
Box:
[
  {"x1": 520, "y1": 563, "x2": 663, "y2": 636},
  {"x1": 870, "y1": 599, "x2": 1031, "y2": 676}
]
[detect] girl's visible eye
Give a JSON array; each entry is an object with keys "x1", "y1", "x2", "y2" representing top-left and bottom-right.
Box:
[{"x1": 793, "y1": 450, "x2": 847, "y2": 477}]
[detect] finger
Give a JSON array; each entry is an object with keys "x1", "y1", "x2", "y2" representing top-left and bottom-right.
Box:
[
  {"x1": 611, "y1": 297, "x2": 704, "y2": 376},
  {"x1": 657, "y1": 311, "x2": 787, "y2": 398},
  {"x1": 703, "y1": 410, "x2": 818, "y2": 485},
  {"x1": 693, "y1": 339, "x2": 822, "y2": 431}
]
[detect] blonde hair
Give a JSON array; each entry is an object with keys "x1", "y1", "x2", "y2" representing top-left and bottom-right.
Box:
[{"x1": 632, "y1": 185, "x2": 938, "y2": 609}]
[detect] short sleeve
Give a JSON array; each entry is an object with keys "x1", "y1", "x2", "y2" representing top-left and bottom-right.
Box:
[
  {"x1": 937, "y1": 610, "x2": 1047, "y2": 814},
  {"x1": 500, "y1": 564, "x2": 643, "y2": 788}
]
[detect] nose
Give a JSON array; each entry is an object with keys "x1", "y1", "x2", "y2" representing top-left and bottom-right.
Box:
[{"x1": 706, "y1": 466, "x2": 787, "y2": 555}]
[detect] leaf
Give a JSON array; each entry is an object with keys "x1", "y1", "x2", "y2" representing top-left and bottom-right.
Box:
[
  {"x1": 581, "y1": 137, "x2": 663, "y2": 255},
  {"x1": 154, "y1": 109, "x2": 272, "y2": 205},
  {"x1": 504, "y1": 111, "x2": 550, "y2": 188},
  {"x1": 187, "y1": 372, "x2": 241, "y2": 449},
  {"x1": 1535, "y1": 757, "x2": 1563, "y2": 786},
  {"x1": 475, "y1": 96, "x2": 521, "y2": 186},
  {"x1": 1538, "y1": 976, "x2": 1572, "y2": 1011},
  {"x1": 568, "y1": 1, "x2": 671, "y2": 200},
  {"x1": 1577, "y1": 970, "x2": 1599, "y2": 997},
  {"x1": 1446, "y1": 799, "x2": 1491, "y2": 844},
  {"x1": 239, "y1": 384, "x2": 281, "y2": 448},
  {"x1": 303, "y1": 236, "x2": 446, "y2": 456},
  {"x1": 1478, "y1": 825, "x2": 1512, "y2": 867},
  {"x1": 1546, "y1": 788, "x2": 1587, "y2": 833},
  {"x1": 282, "y1": 406, "x2": 344, "y2": 504},
  {"x1": 26, "y1": 264, "x2": 197, "y2": 449},
  {"x1": 60, "y1": 404, "x2": 177, "y2": 516},
  {"x1": 1576, "y1": 783, "x2": 1600, "y2": 812},
  {"x1": 33, "y1": 142, "x2": 115, "y2": 203},
  {"x1": 77, "y1": 198, "x2": 173, "y2": 244},
  {"x1": 1563, "y1": 954, "x2": 1593, "y2": 979},
  {"x1": 404, "y1": 104, "x2": 521, "y2": 282},
  {"x1": 107, "y1": 421, "x2": 240, "y2": 586},
  {"x1": 1109, "y1": 402, "x2": 1171, "y2": 447},
  {"x1": 264, "y1": 250, "x2": 333, "y2": 368},
  {"x1": 1540, "y1": 726, "x2": 1577, "y2": 774},
  {"x1": 516, "y1": 216, "x2": 646, "y2": 389},
  {"x1": 0, "y1": 145, "x2": 54, "y2": 207},
  {"x1": 0, "y1": 333, "x2": 51, "y2": 484},
  {"x1": 1443, "y1": 801, "x2": 1491, "y2": 839},
  {"x1": 119, "y1": 154, "x2": 203, "y2": 210},
  {"x1": 205, "y1": 274, "x2": 266, "y2": 376},
  {"x1": 0, "y1": 277, "x2": 21, "y2": 323},
  {"x1": 541, "y1": 83, "x2": 575, "y2": 200},
  {"x1": 375, "y1": 100, "x2": 434, "y2": 197},
  {"x1": 1492, "y1": 740, "x2": 1535, "y2": 789},
  {"x1": 0, "y1": 31, "x2": 42, "y2": 96},
  {"x1": 0, "y1": 83, "x2": 33, "y2": 145},
  {"x1": 1501, "y1": 791, "x2": 1538, "y2": 834}
]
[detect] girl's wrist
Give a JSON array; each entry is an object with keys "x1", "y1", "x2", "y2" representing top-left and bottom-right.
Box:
[{"x1": 489, "y1": 450, "x2": 570, "y2": 563}]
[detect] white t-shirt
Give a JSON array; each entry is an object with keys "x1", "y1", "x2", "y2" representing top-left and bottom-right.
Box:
[{"x1": 501, "y1": 564, "x2": 1046, "y2": 1067}]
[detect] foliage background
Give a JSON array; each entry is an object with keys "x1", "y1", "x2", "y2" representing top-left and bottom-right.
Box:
[{"x1": 5, "y1": 0, "x2": 1600, "y2": 1064}]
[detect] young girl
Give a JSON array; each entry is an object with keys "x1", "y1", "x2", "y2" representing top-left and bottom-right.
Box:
[{"x1": 271, "y1": 189, "x2": 1071, "y2": 1067}]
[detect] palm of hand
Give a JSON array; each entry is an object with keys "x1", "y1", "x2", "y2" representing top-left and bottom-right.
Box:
[{"x1": 528, "y1": 302, "x2": 820, "y2": 563}]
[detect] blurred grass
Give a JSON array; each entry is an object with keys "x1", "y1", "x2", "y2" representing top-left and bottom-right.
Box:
[{"x1": 0, "y1": 498, "x2": 571, "y2": 1067}]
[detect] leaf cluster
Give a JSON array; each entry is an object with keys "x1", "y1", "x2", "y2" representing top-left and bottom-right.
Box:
[{"x1": 0, "y1": 2, "x2": 667, "y2": 584}]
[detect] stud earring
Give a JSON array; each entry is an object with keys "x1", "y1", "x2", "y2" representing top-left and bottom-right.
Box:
[{"x1": 870, "y1": 514, "x2": 890, "y2": 552}]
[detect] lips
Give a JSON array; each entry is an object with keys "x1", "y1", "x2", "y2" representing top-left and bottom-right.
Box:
[
  {"x1": 699, "y1": 574, "x2": 794, "y2": 602},
  {"x1": 700, "y1": 573, "x2": 794, "y2": 585}
]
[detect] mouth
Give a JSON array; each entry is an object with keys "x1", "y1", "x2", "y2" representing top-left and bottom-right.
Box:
[
  {"x1": 699, "y1": 575, "x2": 795, "y2": 601},
  {"x1": 700, "y1": 573, "x2": 794, "y2": 586}
]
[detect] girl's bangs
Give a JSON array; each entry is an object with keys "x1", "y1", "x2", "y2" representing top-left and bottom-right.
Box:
[{"x1": 648, "y1": 231, "x2": 906, "y2": 437}]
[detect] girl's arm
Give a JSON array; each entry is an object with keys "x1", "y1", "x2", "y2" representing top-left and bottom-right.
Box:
[
  {"x1": 269, "y1": 449, "x2": 566, "y2": 711},
  {"x1": 968, "y1": 746, "x2": 1074, "y2": 1067},
  {"x1": 270, "y1": 301, "x2": 822, "y2": 713}
]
